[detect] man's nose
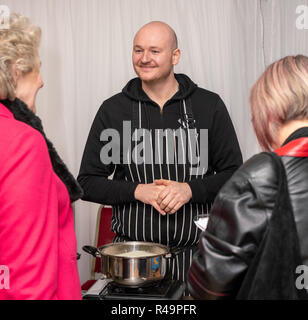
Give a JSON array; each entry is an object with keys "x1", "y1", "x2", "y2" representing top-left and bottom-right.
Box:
[{"x1": 141, "y1": 51, "x2": 150, "y2": 63}]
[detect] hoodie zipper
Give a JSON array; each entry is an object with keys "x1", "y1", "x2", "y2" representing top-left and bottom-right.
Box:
[{"x1": 159, "y1": 99, "x2": 173, "y2": 117}]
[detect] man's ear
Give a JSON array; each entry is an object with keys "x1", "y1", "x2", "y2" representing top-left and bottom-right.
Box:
[{"x1": 172, "y1": 48, "x2": 181, "y2": 66}]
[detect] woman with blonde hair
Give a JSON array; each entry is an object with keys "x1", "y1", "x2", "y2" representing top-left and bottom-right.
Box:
[
  {"x1": 0, "y1": 13, "x2": 82, "y2": 299},
  {"x1": 188, "y1": 55, "x2": 308, "y2": 300}
]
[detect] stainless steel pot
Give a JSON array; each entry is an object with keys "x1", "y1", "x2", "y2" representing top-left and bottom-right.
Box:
[{"x1": 83, "y1": 241, "x2": 175, "y2": 286}]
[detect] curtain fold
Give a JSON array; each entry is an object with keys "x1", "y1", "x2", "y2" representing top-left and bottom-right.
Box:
[{"x1": 2, "y1": 0, "x2": 308, "y2": 285}]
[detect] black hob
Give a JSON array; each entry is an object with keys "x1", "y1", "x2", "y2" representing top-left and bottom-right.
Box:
[{"x1": 83, "y1": 278, "x2": 186, "y2": 300}]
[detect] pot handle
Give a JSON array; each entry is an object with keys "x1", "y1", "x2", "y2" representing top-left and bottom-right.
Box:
[
  {"x1": 165, "y1": 246, "x2": 184, "y2": 259},
  {"x1": 82, "y1": 245, "x2": 101, "y2": 258}
]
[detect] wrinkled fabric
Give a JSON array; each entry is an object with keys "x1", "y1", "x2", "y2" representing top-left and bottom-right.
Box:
[
  {"x1": 1, "y1": 98, "x2": 83, "y2": 203},
  {"x1": 0, "y1": 103, "x2": 81, "y2": 300}
]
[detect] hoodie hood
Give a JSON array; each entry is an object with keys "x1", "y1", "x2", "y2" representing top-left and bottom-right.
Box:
[{"x1": 122, "y1": 73, "x2": 198, "y2": 102}]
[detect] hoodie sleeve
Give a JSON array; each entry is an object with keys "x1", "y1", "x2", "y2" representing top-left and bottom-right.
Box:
[
  {"x1": 77, "y1": 103, "x2": 139, "y2": 205},
  {"x1": 187, "y1": 96, "x2": 243, "y2": 204}
]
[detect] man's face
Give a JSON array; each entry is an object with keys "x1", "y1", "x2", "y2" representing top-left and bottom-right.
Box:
[{"x1": 132, "y1": 25, "x2": 180, "y2": 83}]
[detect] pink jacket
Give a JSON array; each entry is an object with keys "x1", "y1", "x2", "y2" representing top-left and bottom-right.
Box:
[{"x1": 0, "y1": 103, "x2": 81, "y2": 300}]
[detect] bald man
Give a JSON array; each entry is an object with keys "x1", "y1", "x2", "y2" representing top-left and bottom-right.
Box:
[{"x1": 78, "y1": 21, "x2": 243, "y2": 288}]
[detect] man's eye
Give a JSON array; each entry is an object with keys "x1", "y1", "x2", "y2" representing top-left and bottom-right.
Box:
[
  {"x1": 152, "y1": 50, "x2": 159, "y2": 54},
  {"x1": 135, "y1": 49, "x2": 142, "y2": 53}
]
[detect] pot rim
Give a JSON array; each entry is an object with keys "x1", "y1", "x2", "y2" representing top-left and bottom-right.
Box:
[{"x1": 97, "y1": 241, "x2": 170, "y2": 259}]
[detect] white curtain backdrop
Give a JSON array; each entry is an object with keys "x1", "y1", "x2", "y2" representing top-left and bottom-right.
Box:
[{"x1": 2, "y1": 0, "x2": 308, "y2": 285}]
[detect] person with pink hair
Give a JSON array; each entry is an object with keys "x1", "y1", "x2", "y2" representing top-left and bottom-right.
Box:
[{"x1": 188, "y1": 55, "x2": 308, "y2": 300}]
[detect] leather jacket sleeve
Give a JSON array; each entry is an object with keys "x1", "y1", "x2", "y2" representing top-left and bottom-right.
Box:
[{"x1": 188, "y1": 153, "x2": 277, "y2": 299}]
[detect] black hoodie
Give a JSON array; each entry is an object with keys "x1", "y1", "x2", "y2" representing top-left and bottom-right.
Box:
[{"x1": 78, "y1": 73, "x2": 242, "y2": 256}]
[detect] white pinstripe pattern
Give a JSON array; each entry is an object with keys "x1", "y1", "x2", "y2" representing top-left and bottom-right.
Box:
[
  {"x1": 127, "y1": 148, "x2": 134, "y2": 239},
  {"x1": 192, "y1": 124, "x2": 201, "y2": 244},
  {"x1": 193, "y1": 166, "x2": 206, "y2": 244},
  {"x1": 188, "y1": 249, "x2": 193, "y2": 283},
  {"x1": 117, "y1": 205, "x2": 121, "y2": 234},
  {"x1": 113, "y1": 168, "x2": 122, "y2": 234},
  {"x1": 173, "y1": 131, "x2": 179, "y2": 181},
  {"x1": 179, "y1": 126, "x2": 186, "y2": 245},
  {"x1": 176, "y1": 254, "x2": 180, "y2": 280},
  {"x1": 183, "y1": 100, "x2": 197, "y2": 247},
  {"x1": 173, "y1": 130, "x2": 179, "y2": 241},
  {"x1": 134, "y1": 103, "x2": 142, "y2": 240},
  {"x1": 138, "y1": 102, "x2": 142, "y2": 128},
  {"x1": 128, "y1": 203, "x2": 132, "y2": 240},
  {"x1": 150, "y1": 129, "x2": 155, "y2": 242},
  {"x1": 194, "y1": 127, "x2": 200, "y2": 177},
  {"x1": 117, "y1": 99, "x2": 202, "y2": 281},
  {"x1": 200, "y1": 166, "x2": 206, "y2": 215},
  {"x1": 180, "y1": 127, "x2": 186, "y2": 181},
  {"x1": 122, "y1": 175, "x2": 128, "y2": 236},
  {"x1": 182, "y1": 251, "x2": 185, "y2": 282},
  {"x1": 183, "y1": 203, "x2": 193, "y2": 247},
  {"x1": 179, "y1": 203, "x2": 186, "y2": 245},
  {"x1": 142, "y1": 128, "x2": 147, "y2": 241},
  {"x1": 165, "y1": 130, "x2": 171, "y2": 179},
  {"x1": 165, "y1": 131, "x2": 171, "y2": 245},
  {"x1": 111, "y1": 207, "x2": 115, "y2": 231},
  {"x1": 134, "y1": 137, "x2": 142, "y2": 183},
  {"x1": 110, "y1": 165, "x2": 117, "y2": 232},
  {"x1": 183, "y1": 104, "x2": 193, "y2": 183},
  {"x1": 157, "y1": 129, "x2": 162, "y2": 244},
  {"x1": 180, "y1": 100, "x2": 193, "y2": 246}
]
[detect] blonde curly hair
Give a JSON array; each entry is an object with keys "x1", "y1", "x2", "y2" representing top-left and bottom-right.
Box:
[{"x1": 0, "y1": 13, "x2": 41, "y2": 100}]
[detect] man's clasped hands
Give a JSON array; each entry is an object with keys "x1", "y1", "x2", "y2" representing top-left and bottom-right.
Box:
[{"x1": 134, "y1": 180, "x2": 192, "y2": 215}]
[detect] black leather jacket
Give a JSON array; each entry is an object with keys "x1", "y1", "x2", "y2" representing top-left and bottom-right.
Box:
[{"x1": 188, "y1": 127, "x2": 308, "y2": 299}]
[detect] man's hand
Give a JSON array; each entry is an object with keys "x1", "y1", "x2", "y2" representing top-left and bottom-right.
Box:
[
  {"x1": 134, "y1": 183, "x2": 167, "y2": 215},
  {"x1": 155, "y1": 179, "x2": 192, "y2": 214}
]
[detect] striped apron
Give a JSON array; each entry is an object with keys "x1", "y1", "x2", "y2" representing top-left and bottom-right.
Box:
[{"x1": 112, "y1": 99, "x2": 212, "y2": 285}]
